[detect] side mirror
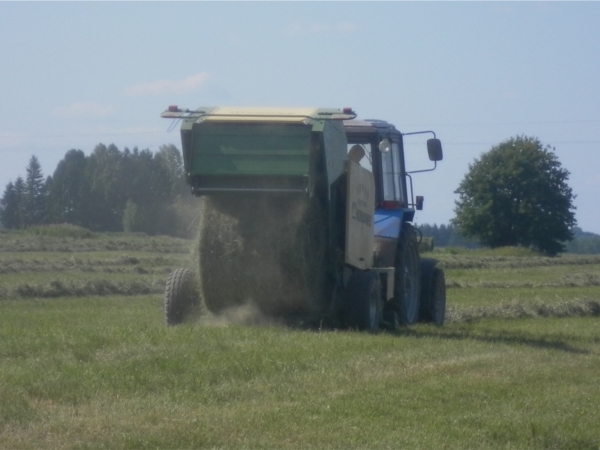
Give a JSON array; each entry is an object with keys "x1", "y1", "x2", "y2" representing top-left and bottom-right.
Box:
[
  {"x1": 416, "y1": 196, "x2": 424, "y2": 211},
  {"x1": 427, "y1": 139, "x2": 443, "y2": 161}
]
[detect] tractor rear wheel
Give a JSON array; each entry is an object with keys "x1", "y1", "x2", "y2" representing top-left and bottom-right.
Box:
[
  {"x1": 164, "y1": 268, "x2": 198, "y2": 325},
  {"x1": 344, "y1": 270, "x2": 382, "y2": 332},
  {"x1": 395, "y1": 224, "x2": 420, "y2": 325}
]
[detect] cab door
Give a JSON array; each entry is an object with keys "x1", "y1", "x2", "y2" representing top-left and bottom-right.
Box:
[{"x1": 379, "y1": 135, "x2": 407, "y2": 209}]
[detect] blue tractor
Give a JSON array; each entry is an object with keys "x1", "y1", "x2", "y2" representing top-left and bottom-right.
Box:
[{"x1": 162, "y1": 106, "x2": 446, "y2": 330}]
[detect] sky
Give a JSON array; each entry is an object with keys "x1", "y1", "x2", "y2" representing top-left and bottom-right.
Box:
[{"x1": 1, "y1": 1, "x2": 599, "y2": 233}]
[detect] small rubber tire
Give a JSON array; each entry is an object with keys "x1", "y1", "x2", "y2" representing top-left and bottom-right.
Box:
[
  {"x1": 164, "y1": 268, "x2": 198, "y2": 326},
  {"x1": 344, "y1": 270, "x2": 382, "y2": 332},
  {"x1": 395, "y1": 224, "x2": 421, "y2": 325}
]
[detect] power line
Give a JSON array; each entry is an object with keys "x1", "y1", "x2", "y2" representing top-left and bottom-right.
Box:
[
  {"x1": 0, "y1": 140, "x2": 175, "y2": 154},
  {"x1": 3, "y1": 118, "x2": 600, "y2": 142},
  {"x1": 404, "y1": 140, "x2": 600, "y2": 147},
  {"x1": 0, "y1": 130, "x2": 166, "y2": 140},
  {"x1": 444, "y1": 140, "x2": 600, "y2": 146},
  {"x1": 403, "y1": 119, "x2": 600, "y2": 128}
]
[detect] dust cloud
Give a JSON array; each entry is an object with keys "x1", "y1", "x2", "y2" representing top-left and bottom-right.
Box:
[{"x1": 195, "y1": 194, "x2": 330, "y2": 323}]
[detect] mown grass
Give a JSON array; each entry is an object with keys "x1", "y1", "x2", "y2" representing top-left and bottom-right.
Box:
[
  {"x1": 1, "y1": 231, "x2": 599, "y2": 449},
  {"x1": 0, "y1": 253, "x2": 183, "y2": 273},
  {"x1": 1, "y1": 297, "x2": 599, "y2": 449}
]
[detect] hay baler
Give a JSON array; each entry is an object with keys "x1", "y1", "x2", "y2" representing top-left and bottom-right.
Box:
[{"x1": 162, "y1": 106, "x2": 446, "y2": 330}]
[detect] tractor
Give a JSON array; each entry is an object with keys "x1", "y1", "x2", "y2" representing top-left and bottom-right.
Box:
[{"x1": 161, "y1": 106, "x2": 446, "y2": 331}]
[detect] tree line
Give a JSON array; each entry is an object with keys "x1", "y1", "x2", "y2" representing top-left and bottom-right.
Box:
[
  {"x1": 416, "y1": 223, "x2": 479, "y2": 249},
  {"x1": 0, "y1": 144, "x2": 199, "y2": 237},
  {"x1": 1, "y1": 135, "x2": 595, "y2": 254},
  {"x1": 417, "y1": 223, "x2": 599, "y2": 254}
]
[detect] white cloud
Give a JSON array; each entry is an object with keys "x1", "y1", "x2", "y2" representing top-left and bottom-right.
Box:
[
  {"x1": 286, "y1": 21, "x2": 358, "y2": 36},
  {"x1": 0, "y1": 131, "x2": 29, "y2": 151},
  {"x1": 125, "y1": 73, "x2": 210, "y2": 97},
  {"x1": 52, "y1": 102, "x2": 116, "y2": 119}
]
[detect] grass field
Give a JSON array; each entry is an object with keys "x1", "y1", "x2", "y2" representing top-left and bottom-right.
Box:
[{"x1": 1, "y1": 228, "x2": 599, "y2": 449}]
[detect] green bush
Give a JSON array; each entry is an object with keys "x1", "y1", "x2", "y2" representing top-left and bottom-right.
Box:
[
  {"x1": 21, "y1": 224, "x2": 95, "y2": 239},
  {"x1": 419, "y1": 237, "x2": 435, "y2": 253}
]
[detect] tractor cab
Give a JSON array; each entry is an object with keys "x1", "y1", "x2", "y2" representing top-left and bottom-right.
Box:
[
  {"x1": 343, "y1": 119, "x2": 443, "y2": 268},
  {"x1": 344, "y1": 119, "x2": 443, "y2": 216}
]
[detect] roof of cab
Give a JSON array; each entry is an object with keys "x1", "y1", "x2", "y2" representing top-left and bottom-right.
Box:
[
  {"x1": 161, "y1": 106, "x2": 356, "y2": 122},
  {"x1": 343, "y1": 119, "x2": 399, "y2": 134}
]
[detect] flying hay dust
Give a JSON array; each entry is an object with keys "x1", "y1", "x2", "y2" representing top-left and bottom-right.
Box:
[{"x1": 197, "y1": 195, "x2": 329, "y2": 321}]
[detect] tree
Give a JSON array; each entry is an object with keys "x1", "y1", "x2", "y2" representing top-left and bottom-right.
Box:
[
  {"x1": 156, "y1": 144, "x2": 187, "y2": 198},
  {"x1": 453, "y1": 136, "x2": 576, "y2": 255},
  {"x1": 13, "y1": 177, "x2": 26, "y2": 228},
  {"x1": 23, "y1": 155, "x2": 48, "y2": 226},
  {"x1": 121, "y1": 146, "x2": 178, "y2": 235},
  {"x1": 48, "y1": 149, "x2": 92, "y2": 227},
  {"x1": 0, "y1": 177, "x2": 26, "y2": 229},
  {"x1": 1, "y1": 181, "x2": 20, "y2": 228},
  {"x1": 85, "y1": 144, "x2": 127, "y2": 231},
  {"x1": 565, "y1": 227, "x2": 600, "y2": 254}
]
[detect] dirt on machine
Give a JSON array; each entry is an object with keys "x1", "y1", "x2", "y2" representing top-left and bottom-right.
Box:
[{"x1": 162, "y1": 106, "x2": 446, "y2": 331}]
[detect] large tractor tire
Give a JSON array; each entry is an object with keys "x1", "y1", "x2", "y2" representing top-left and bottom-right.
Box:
[
  {"x1": 164, "y1": 268, "x2": 198, "y2": 325},
  {"x1": 198, "y1": 195, "x2": 329, "y2": 317},
  {"x1": 394, "y1": 224, "x2": 421, "y2": 325},
  {"x1": 419, "y1": 259, "x2": 446, "y2": 326},
  {"x1": 344, "y1": 270, "x2": 382, "y2": 332}
]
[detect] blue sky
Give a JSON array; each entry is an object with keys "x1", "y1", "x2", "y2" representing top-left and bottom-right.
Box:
[{"x1": 1, "y1": 2, "x2": 599, "y2": 233}]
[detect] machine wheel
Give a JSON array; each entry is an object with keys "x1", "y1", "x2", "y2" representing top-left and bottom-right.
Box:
[
  {"x1": 382, "y1": 310, "x2": 399, "y2": 331},
  {"x1": 429, "y1": 268, "x2": 446, "y2": 326},
  {"x1": 344, "y1": 270, "x2": 382, "y2": 332},
  {"x1": 419, "y1": 258, "x2": 436, "y2": 322},
  {"x1": 419, "y1": 259, "x2": 446, "y2": 325},
  {"x1": 164, "y1": 268, "x2": 198, "y2": 326},
  {"x1": 395, "y1": 224, "x2": 421, "y2": 325}
]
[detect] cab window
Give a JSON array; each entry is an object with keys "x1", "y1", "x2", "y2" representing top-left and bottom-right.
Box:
[
  {"x1": 381, "y1": 142, "x2": 403, "y2": 202},
  {"x1": 347, "y1": 143, "x2": 373, "y2": 172}
]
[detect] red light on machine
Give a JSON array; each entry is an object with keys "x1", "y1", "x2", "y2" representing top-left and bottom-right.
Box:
[
  {"x1": 343, "y1": 107, "x2": 354, "y2": 115},
  {"x1": 168, "y1": 105, "x2": 179, "y2": 112},
  {"x1": 380, "y1": 200, "x2": 401, "y2": 210}
]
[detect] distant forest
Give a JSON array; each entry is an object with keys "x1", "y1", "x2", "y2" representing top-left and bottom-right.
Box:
[
  {"x1": 0, "y1": 144, "x2": 200, "y2": 238},
  {"x1": 417, "y1": 223, "x2": 600, "y2": 255},
  {"x1": 1, "y1": 145, "x2": 599, "y2": 254}
]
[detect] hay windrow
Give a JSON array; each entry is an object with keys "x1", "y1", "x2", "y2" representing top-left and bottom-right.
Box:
[
  {"x1": 446, "y1": 272, "x2": 600, "y2": 289},
  {"x1": 447, "y1": 298, "x2": 600, "y2": 323},
  {"x1": 0, "y1": 235, "x2": 191, "y2": 254},
  {"x1": 0, "y1": 255, "x2": 178, "y2": 275},
  {"x1": 198, "y1": 194, "x2": 329, "y2": 318},
  {"x1": 0, "y1": 279, "x2": 163, "y2": 299},
  {"x1": 439, "y1": 254, "x2": 600, "y2": 270}
]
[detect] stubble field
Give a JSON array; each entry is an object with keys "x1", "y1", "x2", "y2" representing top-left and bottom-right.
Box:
[{"x1": 1, "y1": 226, "x2": 599, "y2": 449}]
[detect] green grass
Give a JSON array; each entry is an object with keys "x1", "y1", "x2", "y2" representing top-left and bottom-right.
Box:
[
  {"x1": 20, "y1": 223, "x2": 97, "y2": 239},
  {"x1": 1, "y1": 235, "x2": 599, "y2": 449},
  {"x1": 1, "y1": 298, "x2": 599, "y2": 449},
  {"x1": 0, "y1": 230, "x2": 191, "y2": 254}
]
